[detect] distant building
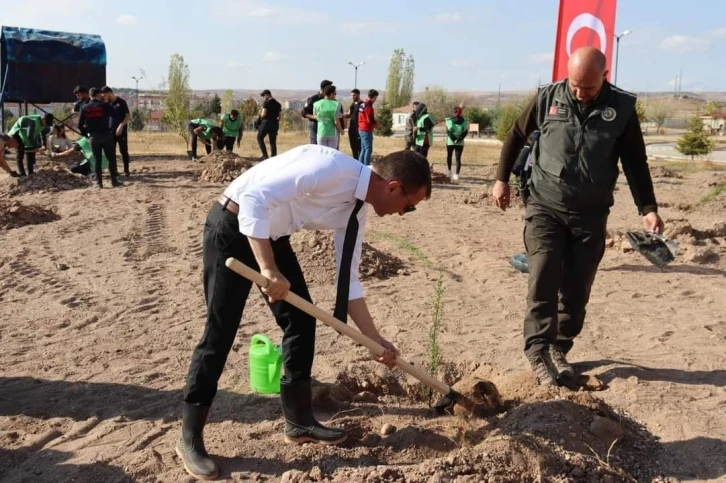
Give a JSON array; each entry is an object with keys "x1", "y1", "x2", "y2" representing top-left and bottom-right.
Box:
[
  {"x1": 282, "y1": 99, "x2": 305, "y2": 111},
  {"x1": 700, "y1": 110, "x2": 725, "y2": 134},
  {"x1": 392, "y1": 106, "x2": 411, "y2": 131}
]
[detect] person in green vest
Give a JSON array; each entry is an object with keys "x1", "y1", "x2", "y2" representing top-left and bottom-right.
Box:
[
  {"x1": 188, "y1": 119, "x2": 224, "y2": 160},
  {"x1": 414, "y1": 103, "x2": 434, "y2": 159},
  {"x1": 8, "y1": 113, "x2": 53, "y2": 176},
  {"x1": 219, "y1": 109, "x2": 243, "y2": 152},
  {"x1": 445, "y1": 107, "x2": 470, "y2": 184},
  {"x1": 50, "y1": 136, "x2": 109, "y2": 178},
  {"x1": 312, "y1": 84, "x2": 343, "y2": 148}
]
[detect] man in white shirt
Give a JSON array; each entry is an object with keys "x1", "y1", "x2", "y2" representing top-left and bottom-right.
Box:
[{"x1": 176, "y1": 144, "x2": 432, "y2": 480}]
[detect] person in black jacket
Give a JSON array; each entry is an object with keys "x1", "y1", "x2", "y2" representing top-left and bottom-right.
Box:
[
  {"x1": 79, "y1": 88, "x2": 121, "y2": 188},
  {"x1": 344, "y1": 89, "x2": 362, "y2": 159},
  {"x1": 257, "y1": 90, "x2": 282, "y2": 160},
  {"x1": 302, "y1": 80, "x2": 332, "y2": 144}
]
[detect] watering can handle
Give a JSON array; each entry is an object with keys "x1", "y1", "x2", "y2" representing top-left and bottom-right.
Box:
[
  {"x1": 250, "y1": 334, "x2": 272, "y2": 355},
  {"x1": 225, "y1": 257, "x2": 451, "y2": 397}
]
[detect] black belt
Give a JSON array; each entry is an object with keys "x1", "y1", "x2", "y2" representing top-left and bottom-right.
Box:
[{"x1": 218, "y1": 195, "x2": 239, "y2": 215}]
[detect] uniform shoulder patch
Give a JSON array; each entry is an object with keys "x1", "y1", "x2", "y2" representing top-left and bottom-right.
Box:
[{"x1": 602, "y1": 107, "x2": 617, "y2": 121}]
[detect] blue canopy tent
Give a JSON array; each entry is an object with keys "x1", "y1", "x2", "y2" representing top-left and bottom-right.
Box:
[{"x1": 0, "y1": 26, "x2": 106, "y2": 131}]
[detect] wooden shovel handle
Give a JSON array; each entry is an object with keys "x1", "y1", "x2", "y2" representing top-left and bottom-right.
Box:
[{"x1": 225, "y1": 257, "x2": 451, "y2": 396}]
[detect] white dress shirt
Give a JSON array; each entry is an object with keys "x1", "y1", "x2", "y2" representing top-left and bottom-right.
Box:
[{"x1": 223, "y1": 144, "x2": 371, "y2": 300}]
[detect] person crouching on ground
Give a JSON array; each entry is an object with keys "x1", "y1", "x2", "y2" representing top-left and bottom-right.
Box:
[{"x1": 176, "y1": 144, "x2": 432, "y2": 480}]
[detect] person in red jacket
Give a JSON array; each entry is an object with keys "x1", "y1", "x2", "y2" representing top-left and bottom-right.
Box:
[{"x1": 357, "y1": 89, "x2": 378, "y2": 165}]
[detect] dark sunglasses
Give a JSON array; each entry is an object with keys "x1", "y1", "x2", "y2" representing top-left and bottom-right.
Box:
[{"x1": 399, "y1": 184, "x2": 416, "y2": 213}]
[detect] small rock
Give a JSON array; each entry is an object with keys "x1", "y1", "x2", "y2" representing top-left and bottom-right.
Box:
[
  {"x1": 280, "y1": 469, "x2": 306, "y2": 483},
  {"x1": 605, "y1": 238, "x2": 614, "y2": 248},
  {"x1": 56, "y1": 263, "x2": 69, "y2": 271},
  {"x1": 380, "y1": 423, "x2": 396, "y2": 436}
]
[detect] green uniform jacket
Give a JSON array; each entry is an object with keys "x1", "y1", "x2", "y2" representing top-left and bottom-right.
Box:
[
  {"x1": 445, "y1": 117, "x2": 469, "y2": 146},
  {"x1": 190, "y1": 119, "x2": 215, "y2": 140},
  {"x1": 221, "y1": 114, "x2": 243, "y2": 138},
  {"x1": 8, "y1": 115, "x2": 43, "y2": 148},
  {"x1": 76, "y1": 137, "x2": 109, "y2": 170},
  {"x1": 415, "y1": 114, "x2": 433, "y2": 146}
]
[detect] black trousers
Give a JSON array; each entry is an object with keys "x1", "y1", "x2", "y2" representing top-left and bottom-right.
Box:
[
  {"x1": 523, "y1": 203, "x2": 608, "y2": 356},
  {"x1": 12, "y1": 134, "x2": 36, "y2": 175},
  {"x1": 114, "y1": 131, "x2": 130, "y2": 174},
  {"x1": 404, "y1": 136, "x2": 414, "y2": 150},
  {"x1": 224, "y1": 136, "x2": 237, "y2": 152},
  {"x1": 90, "y1": 131, "x2": 118, "y2": 182},
  {"x1": 190, "y1": 133, "x2": 212, "y2": 158},
  {"x1": 415, "y1": 144, "x2": 429, "y2": 159},
  {"x1": 257, "y1": 121, "x2": 278, "y2": 159},
  {"x1": 446, "y1": 145, "x2": 464, "y2": 173},
  {"x1": 348, "y1": 129, "x2": 361, "y2": 160},
  {"x1": 184, "y1": 203, "x2": 316, "y2": 406}
]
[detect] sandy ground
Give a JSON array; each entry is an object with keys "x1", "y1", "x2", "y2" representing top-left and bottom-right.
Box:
[{"x1": 0, "y1": 153, "x2": 725, "y2": 483}]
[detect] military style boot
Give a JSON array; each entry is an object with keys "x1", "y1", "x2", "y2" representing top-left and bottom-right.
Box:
[
  {"x1": 527, "y1": 348, "x2": 559, "y2": 387},
  {"x1": 175, "y1": 404, "x2": 219, "y2": 481},
  {"x1": 549, "y1": 346, "x2": 575, "y2": 380},
  {"x1": 280, "y1": 379, "x2": 347, "y2": 445}
]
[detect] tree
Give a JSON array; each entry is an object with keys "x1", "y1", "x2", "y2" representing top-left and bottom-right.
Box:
[
  {"x1": 210, "y1": 93, "x2": 222, "y2": 115},
  {"x1": 419, "y1": 86, "x2": 456, "y2": 124},
  {"x1": 279, "y1": 109, "x2": 293, "y2": 132},
  {"x1": 374, "y1": 104, "x2": 393, "y2": 137},
  {"x1": 384, "y1": 48, "x2": 415, "y2": 108},
  {"x1": 676, "y1": 116, "x2": 715, "y2": 159},
  {"x1": 160, "y1": 53, "x2": 191, "y2": 142},
  {"x1": 646, "y1": 100, "x2": 673, "y2": 133},
  {"x1": 463, "y1": 106, "x2": 492, "y2": 131},
  {"x1": 635, "y1": 100, "x2": 648, "y2": 124},
  {"x1": 703, "y1": 100, "x2": 719, "y2": 116},
  {"x1": 493, "y1": 103, "x2": 524, "y2": 142},
  {"x1": 237, "y1": 97, "x2": 260, "y2": 129},
  {"x1": 130, "y1": 109, "x2": 146, "y2": 131},
  {"x1": 221, "y1": 90, "x2": 234, "y2": 114},
  {"x1": 50, "y1": 104, "x2": 72, "y2": 123}
]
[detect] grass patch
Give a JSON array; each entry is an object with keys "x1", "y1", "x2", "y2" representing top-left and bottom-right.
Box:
[
  {"x1": 656, "y1": 159, "x2": 726, "y2": 173},
  {"x1": 698, "y1": 184, "x2": 726, "y2": 205}
]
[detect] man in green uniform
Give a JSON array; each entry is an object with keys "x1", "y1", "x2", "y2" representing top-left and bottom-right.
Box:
[
  {"x1": 414, "y1": 103, "x2": 434, "y2": 159},
  {"x1": 313, "y1": 85, "x2": 343, "y2": 148},
  {"x1": 220, "y1": 109, "x2": 243, "y2": 152},
  {"x1": 188, "y1": 118, "x2": 224, "y2": 160},
  {"x1": 445, "y1": 106, "x2": 469, "y2": 183},
  {"x1": 50, "y1": 136, "x2": 109, "y2": 177},
  {"x1": 492, "y1": 47, "x2": 664, "y2": 387},
  {"x1": 8, "y1": 113, "x2": 53, "y2": 176}
]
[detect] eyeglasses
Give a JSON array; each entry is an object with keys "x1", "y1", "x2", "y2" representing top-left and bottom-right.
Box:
[{"x1": 399, "y1": 184, "x2": 416, "y2": 213}]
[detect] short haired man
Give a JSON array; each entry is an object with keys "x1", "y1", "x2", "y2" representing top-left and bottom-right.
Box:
[
  {"x1": 404, "y1": 102, "x2": 419, "y2": 150},
  {"x1": 73, "y1": 85, "x2": 90, "y2": 113},
  {"x1": 100, "y1": 86, "x2": 132, "y2": 177},
  {"x1": 7, "y1": 113, "x2": 53, "y2": 176},
  {"x1": 78, "y1": 87, "x2": 121, "y2": 188},
  {"x1": 0, "y1": 134, "x2": 20, "y2": 177},
  {"x1": 220, "y1": 109, "x2": 244, "y2": 152},
  {"x1": 176, "y1": 145, "x2": 432, "y2": 480},
  {"x1": 257, "y1": 90, "x2": 282, "y2": 160},
  {"x1": 302, "y1": 80, "x2": 333, "y2": 144},
  {"x1": 188, "y1": 118, "x2": 224, "y2": 160},
  {"x1": 344, "y1": 89, "x2": 363, "y2": 159},
  {"x1": 312, "y1": 85, "x2": 343, "y2": 148},
  {"x1": 357, "y1": 89, "x2": 379, "y2": 165},
  {"x1": 492, "y1": 47, "x2": 664, "y2": 387}
]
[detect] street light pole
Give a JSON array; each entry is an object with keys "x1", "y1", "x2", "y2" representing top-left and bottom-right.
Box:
[
  {"x1": 613, "y1": 29, "x2": 631, "y2": 86},
  {"x1": 131, "y1": 75, "x2": 143, "y2": 110},
  {"x1": 347, "y1": 61, "x2": 365, "y2": 90}
]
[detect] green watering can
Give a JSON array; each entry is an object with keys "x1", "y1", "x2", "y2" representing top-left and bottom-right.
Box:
[{"x1": 248, "y1": 334, "x2": 282, "y2": 394}]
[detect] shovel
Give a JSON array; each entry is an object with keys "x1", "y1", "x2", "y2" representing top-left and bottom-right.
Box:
[{"x1": 225, "y1": 257, "x2": 484, "y2": 416}]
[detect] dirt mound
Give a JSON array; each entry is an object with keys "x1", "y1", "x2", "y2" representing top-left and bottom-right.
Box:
[
  {"x1": 650, "y1": 166, "x2": 682, "y2": 178},
  {"x1": 456, "y1": 190, "x2": 489, "y2": 206},
  {"x1": 197, "y1": 150, "x2": 248, "y2": 164},
  {"x1": 198, "y1": 158, "x2": 255, "y2": 183},
  {"x1": 662, "y1": 219, "x2": 726, "y2": 264},
  {"x1": 0, "y1": 165, "x2": 90, "y2": 196},
  {"x1": 657, "y1": 201, "x2": 691, "y2": 211},
  {"x1": 432, "y1": 171, "x2": 451, "y2": 185},
  {"x1": 0, "y1": 199, "x2": 60, "y2": 230},
  {"x1": 286, "y1": 368, "x2": 665, "y2": 483},
  {"x1": 290, "y1": 230, "x2": 409, "y2": 286}
]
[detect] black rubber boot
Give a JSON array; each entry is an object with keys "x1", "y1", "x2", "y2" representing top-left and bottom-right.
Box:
[
  {"x1": 280, "y1": 379, "x2": 347, "y2": 445},
  {"x1": 175, "y1": 404, "x2": 219, "y2": 481}
]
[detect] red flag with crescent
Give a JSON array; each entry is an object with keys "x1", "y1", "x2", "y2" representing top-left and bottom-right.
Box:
[{"x1": 552, "y1": 0, "x2": 618, "y2": 82}]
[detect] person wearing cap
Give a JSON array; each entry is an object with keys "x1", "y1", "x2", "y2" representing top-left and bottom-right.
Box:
[
  {"x1": 257, "y1": 89, "x2": 282, "y2": 160},
  {"x1": 445, "y1": 107, "x2": 469, "y2": 183},
  {"x1": 303, "y1": 80, "x2": 333, "y2": 145},
  {"x1": 0, "y1": 134, "x2": 20, "y2": 177},
  {"x1": 220, "y1": 109, "x2": 244, "y2": 153},
  {"x1": 312, "y1": 85, "x2": 343, "y2": 148},
  {"x1": 7, "y1": 113, "x2": 53, "y2": 176}
]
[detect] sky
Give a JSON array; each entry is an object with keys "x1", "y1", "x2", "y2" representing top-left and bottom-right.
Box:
[{"x1": 1, "y1": 0, "x2": 724, "y2": 94}]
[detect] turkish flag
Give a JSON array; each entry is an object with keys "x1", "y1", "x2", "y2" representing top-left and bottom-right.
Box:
[{"x1": 552, "y1": 0, "x2": 618, "y2": 82}]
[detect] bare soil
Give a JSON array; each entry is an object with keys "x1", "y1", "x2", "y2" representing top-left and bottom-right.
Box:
[{"x1": 1, "y1": 158, "x2": 725, "y2": 482}]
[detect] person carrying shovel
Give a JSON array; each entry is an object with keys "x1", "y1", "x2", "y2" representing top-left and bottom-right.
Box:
[{"x1": 176, "y1": 144, "x2": 432, "y2": 480}]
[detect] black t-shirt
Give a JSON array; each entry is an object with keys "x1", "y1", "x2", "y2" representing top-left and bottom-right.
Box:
[
  {"x1": 348, "y1": 101, "x2": 361, "y2": 131},
  {"x1": 263, "y1": 98, "x2": 282, "y2": 122},
  {"x1": 303, "y1": 93, "x2": 323, "y2": 129},
  {"x1": 109, "y1": 96, "x2": 130, "y2": 130}
]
